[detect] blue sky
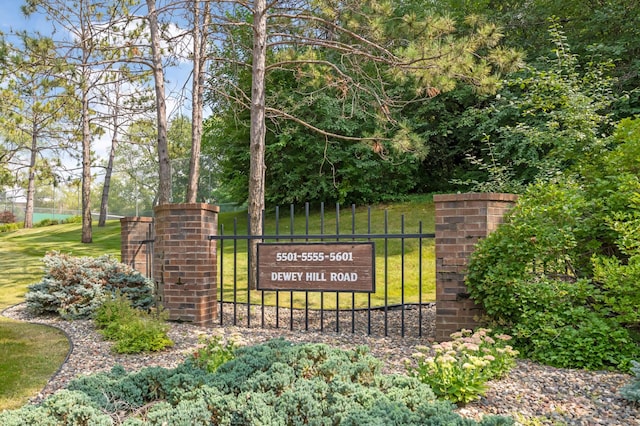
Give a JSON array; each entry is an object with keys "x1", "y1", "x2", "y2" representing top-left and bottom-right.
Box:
[{"x1": 0, "y1": 2, "x2": 47, "y2": 36}]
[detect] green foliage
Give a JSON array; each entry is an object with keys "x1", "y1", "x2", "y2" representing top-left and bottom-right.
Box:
[
  {"x1": 408, "y1": 328, "x2": 518, "y2": 404},
  {"x1": 33, "y1": 218, "x2": 60, "y2": 227},
  {"x1": 0, "y1": 339, "x2": 514, "y2": 425},
  {"x1": 26, "y1": 252, "x2": 155, "y2": 320},
  {"x1": 94, "y1": 296, "x2": 173, "y2": 354},
  {"x1": 62, "y1": 215, "x2": 82, "y2": 224},
  {"x1": 0, "y1": 390, "x2": 112, "y2": 426},
  {"x1": 190, "y1": 334, "x2": 237, "y2": 373},
  {"x1": 65, "y1": 362, "x2": 214, "y2": 412},
  {"x1": 204, "y1": 2, "x2": 524, "y2": 204},
  {"x1": 458, "y1": 21, "x2": 614, "y2": 191},
  {"x1": 465, "y1": 118, "x2": 640, "y2": 371},
  {"x1": 204, "y1": 73, "x2": 422, "y2": 205},
  {"x1": 439, "y1": 0, "x2": 640, "y2": 117},
  {"x1": 0, "y1": 222, "x2": 22, "y2": 233},
  {"x1": 620, "y1": 360, "x2": 640, "y2": 403}
]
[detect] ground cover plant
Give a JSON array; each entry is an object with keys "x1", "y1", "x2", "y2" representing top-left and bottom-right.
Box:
[
  {"x1": 0, "y1": 338, "x2": 514, "y2": 425},
  {"x1": 620, "y1": 360, "x2": 640, "y2": 404}
]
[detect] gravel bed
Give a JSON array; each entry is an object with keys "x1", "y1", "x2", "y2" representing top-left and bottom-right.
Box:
[{"x1": 3, "y1": 303, "x2": 638, "y2": 425}]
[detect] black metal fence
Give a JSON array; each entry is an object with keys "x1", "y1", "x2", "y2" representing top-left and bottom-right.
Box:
[
  {"x1": 209, "y1": 203, "x2": 435, "y2": 338},
  {"x1": 138, "y1": 222, "x2": 155, "y2": 281}
]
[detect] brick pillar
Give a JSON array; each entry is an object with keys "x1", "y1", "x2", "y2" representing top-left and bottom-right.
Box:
[
  {"x1": 153, "y1": 203, "x2": 219, "y2": 325},
  {"x1": 434, "y1": 193, "x2": 518, "y2": 341},
  {"x1": 120, "y1": 216, "x2": 154, "y2": 276}
]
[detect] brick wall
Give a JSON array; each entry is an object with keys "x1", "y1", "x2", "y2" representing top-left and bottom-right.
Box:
[
  {"x1": 120, "y1": 216, "x2": 154, "y2": 275},
  {"x1": 434, "y1": 193, "x2": 517, "y2": 341},
  {"x1": 153, "y1": 203, "x2": 219, "y2": 325}
]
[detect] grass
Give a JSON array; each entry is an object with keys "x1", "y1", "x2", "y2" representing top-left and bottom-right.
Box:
[
  {"x1": 216, "y1": 198, "x2": 436, "y2": 309},
  {"x1": 0, "y1": 197, "x2": 435, "y2": 410},
  {"x1": 0, "y1": 220, "x2": 121, "y2": 410},
  {"x1": 0, "y1": 321, "x2": 69, "y2": 409}
]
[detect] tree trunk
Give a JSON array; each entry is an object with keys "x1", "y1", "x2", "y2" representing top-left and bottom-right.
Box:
[
  {"x1": 23, "y1": 128, "x2": 37, "y2": 229},
  {"x1": 147, "y1": 0, "x2": 171, "y2": 205},
  {"x1": 248, "y1": 0, "x2": 268, "y2": 288},
  {"x1": 186, "y1": 0, "x2": 210, "y2": 203},
  {"x1": 81, "y1": 84, "x2": 92, "y2": 243},
  {"x1": 99, "y1": 132, "x2": 117, "y2": 226},
  {"x1": 99, "y1": 84, "x2": 121, "y2": 226}
]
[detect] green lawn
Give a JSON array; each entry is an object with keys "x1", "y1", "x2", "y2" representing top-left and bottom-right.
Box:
[
  {"x1": 216, "y1": 198, "x2": 436, "y2": 309},
  {"x1": 0, "y1": 198, "x2": 436, "y2": 410},
  {"x1": 0, "y1": 220, "x2": 121, "y2": 410}
]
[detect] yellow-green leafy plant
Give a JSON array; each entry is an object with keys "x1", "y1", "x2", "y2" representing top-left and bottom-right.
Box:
[
  {"x1": 190, "y1": 334, "x2": 241, "y2": 373},
  {"x1": 407, "y1": 328, "x2": 518, "y2": 404},
  {"x1": 94, "y1": 295, "x2": 173, "y2": 354}
]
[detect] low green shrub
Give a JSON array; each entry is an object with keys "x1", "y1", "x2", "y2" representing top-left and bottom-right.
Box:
[
  {"x1": 34, "y1": 218, "x2": 60, "y2": 227},
  {"x1": 620, "y1": 360, "x2": 640, "y2": 404},
  {"x1": 0, "y1": 390, "x2": 112, "y2": 426},
  {"x1": 465, "y1": 175, "x2": 640, "y2": 372},
  {"x1": 0, "y1": 339, "x2": 514, "y2": 425},
  {"x1": 407, "y1": 328, "x2": 518, "y2": 404},
  {"x1": 95, "y1": 296, "x2": 173, "y2": 354},
  {"x1": 0, "y1": 222, "x2": 21, "y2": 232},
  {"x1": 62, "y1": 215, "x2": 82, "y2": 224},
  {"x1": 65, "y1": 363, "x2": 214, "y2": 411},
  {"x1": 26, "y1": 252, "x2": 155, "y2": 319}
]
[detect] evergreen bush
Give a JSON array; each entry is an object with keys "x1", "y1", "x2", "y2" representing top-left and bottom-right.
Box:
[
  {"x1": 0, "y1": 339, "x2": 514, "y2": 425},
  {"x1": 25, "y1": 252, "x2": 155, "y2": 319},
  {"x1": 620, "y1": 360, "x2": 640, "y2": 404}
]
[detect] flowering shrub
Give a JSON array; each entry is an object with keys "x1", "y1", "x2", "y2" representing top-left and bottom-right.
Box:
[
  {"x1": 407, "y1": 328, "x2": 518, "y2": 404},
  {"x1": 190, "y1": 332, "x2": 243, "y2": 373}
]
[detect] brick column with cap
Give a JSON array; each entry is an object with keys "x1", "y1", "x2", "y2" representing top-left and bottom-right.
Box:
[
  {"x1": 120, "y1": 216, "x2": 154, "y2": 276},
  {"x1": 153, "y1": 203, "x2": 219, "y2": 325},
  {"x1": 434, "y1": 193, "x2": 517, "y2": 341}
]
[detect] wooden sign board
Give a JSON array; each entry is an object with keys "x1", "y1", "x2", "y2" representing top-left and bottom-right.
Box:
[{"x1": 257, "y1": 242, "x2": 375, "y2": 292}]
